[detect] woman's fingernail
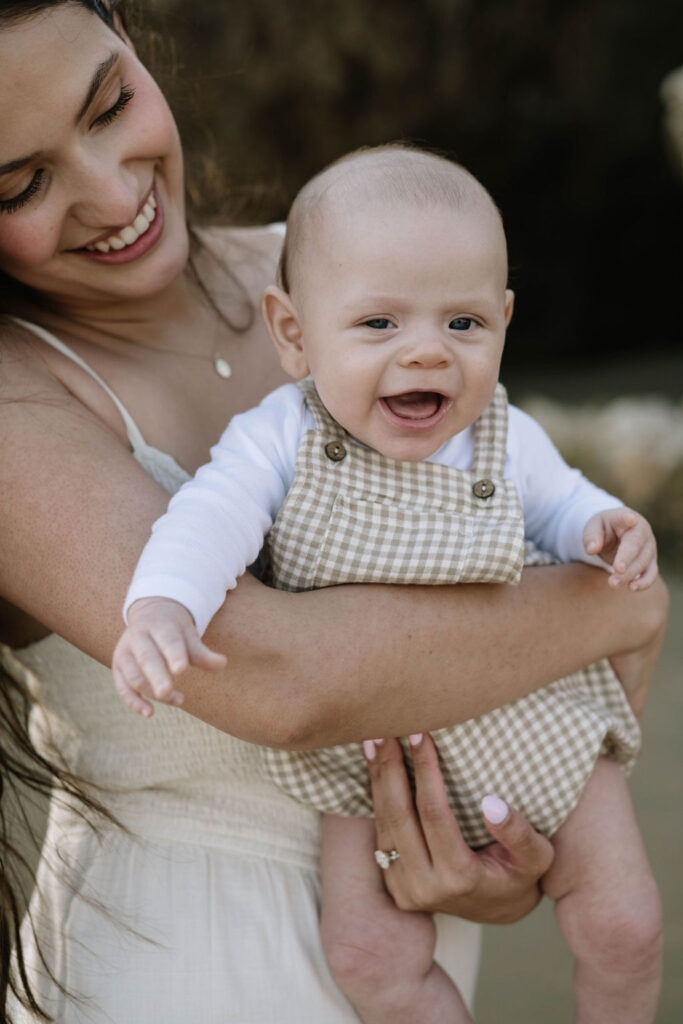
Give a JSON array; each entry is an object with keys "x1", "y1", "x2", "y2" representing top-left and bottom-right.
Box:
[
  {"x1": 363, "y1": 740, "x2": 377, "y2": 761},
  {"x1": 482, "y1": 795, "x2": 509, "y2": 825},
  {"x1": 409, "y1": 733, "x2": 423, "y2": 747}
]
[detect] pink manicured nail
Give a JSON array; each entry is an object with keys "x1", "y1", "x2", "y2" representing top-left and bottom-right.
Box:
[
  {"x1": 409, "y1": 733, "x2": 423, "y2": 746},
  {"x1": 363, "y1": 740, "x2": 377, "y2": 761},
  {"x1": 482, "y1": 795, "x2": 509, "y2": 825}
]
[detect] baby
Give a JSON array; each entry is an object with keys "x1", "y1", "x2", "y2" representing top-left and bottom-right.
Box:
[{"x1": 113, "y1": 146, "x2": 661, "y2": 1023}]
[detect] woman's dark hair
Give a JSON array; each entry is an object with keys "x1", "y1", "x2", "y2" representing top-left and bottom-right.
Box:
[
  {"x1": 0, "y1": 8, "x2": 150, "y2": 1023},
  {"x1": 0, "y1": 0, "x2": 256, "y2": 331},
  {"x1": 0, "y1": 660, "x2": 122, "y2": 1023}
]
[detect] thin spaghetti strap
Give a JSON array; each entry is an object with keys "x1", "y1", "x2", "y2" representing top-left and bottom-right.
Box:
[{"x1": 8, "y1": 315, "x2": 148, "y2": 453}]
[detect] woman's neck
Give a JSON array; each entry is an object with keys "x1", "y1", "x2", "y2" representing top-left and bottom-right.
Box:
[{"x1": 25, "y1": 266, "x2": 202, "y2": 353}]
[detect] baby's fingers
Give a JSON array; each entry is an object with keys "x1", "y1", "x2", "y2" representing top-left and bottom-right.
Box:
[
  {"x1": 129, "y1": 634, "x2": 184, "y2": 705},
  {"x1": 583, "y1": 514, "x2": 607, "y2": 556},
  {"x1": 184, "y1": 629, "x2": 227, "y2": 672},
  {"x1": 610, "y1": 533, "x2": 657, "y2": 589},
  {"x1": 112, "y1": 655, "x2": 156, "y2": 718}
]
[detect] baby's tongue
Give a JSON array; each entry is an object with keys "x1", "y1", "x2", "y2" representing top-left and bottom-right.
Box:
[{"x1": 384, "y1": 391, "x2": 440, "y2": 420}]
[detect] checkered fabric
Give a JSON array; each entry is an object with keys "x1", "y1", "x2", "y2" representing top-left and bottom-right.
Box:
[
  {"x1": 261, "y1": 381, "x2": 641, "y2": 847},
  {"x1": 266, "y1": 380, "x2": 525, "y2": 589}
]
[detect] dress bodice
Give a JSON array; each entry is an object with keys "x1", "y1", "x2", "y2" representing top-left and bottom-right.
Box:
[{"x1": 1, "y1": 317, "x2": 321, "y2": 870}]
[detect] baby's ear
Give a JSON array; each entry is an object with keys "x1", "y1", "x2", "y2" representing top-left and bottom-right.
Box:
[
  {"x1": 504, "y1": 289, "x2": 515, "y2": 327},
  {"x1": 261, "y1": 286, "x2": 310, "y2": 380}
]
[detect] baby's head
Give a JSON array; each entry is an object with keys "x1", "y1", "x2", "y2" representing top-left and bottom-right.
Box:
[{"x1": 263, "y1": 145, "x2": 514, "y2": 461}]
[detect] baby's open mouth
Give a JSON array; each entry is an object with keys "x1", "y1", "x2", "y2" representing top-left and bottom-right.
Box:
[{"x1": 381, "y1": 391, "x2": 446, "y2": 421}]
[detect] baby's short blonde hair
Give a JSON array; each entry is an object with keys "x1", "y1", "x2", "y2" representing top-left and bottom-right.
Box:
[{"x1": 278, "y1": 143, "x2": 505, "y2": 294}]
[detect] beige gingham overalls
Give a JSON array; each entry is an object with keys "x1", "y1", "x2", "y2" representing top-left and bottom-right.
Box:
[{"x1": 262, "y1": 379, "x2": 641, "y2": 847}]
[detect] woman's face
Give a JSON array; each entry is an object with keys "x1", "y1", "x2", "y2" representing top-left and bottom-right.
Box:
[{"x1": 0, "y1": 4, "x2": 188, "y2": 312}]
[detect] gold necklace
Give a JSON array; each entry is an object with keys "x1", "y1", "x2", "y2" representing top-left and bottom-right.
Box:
[{"x1": 105, "y1": 327, "x2": 234, "y2": 379}]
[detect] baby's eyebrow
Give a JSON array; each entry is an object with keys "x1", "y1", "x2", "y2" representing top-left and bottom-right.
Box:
[{"x1": 75, "y1": 51, "x2": 118, "y2": 123}]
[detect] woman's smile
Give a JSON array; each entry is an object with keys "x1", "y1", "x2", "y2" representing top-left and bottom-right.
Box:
[
  {"x1": 0, "y1": 4, "x2": 187, "y2": 307},
  {"x1": 75, "y1": 181, "x2": 164, "y2": 264}
]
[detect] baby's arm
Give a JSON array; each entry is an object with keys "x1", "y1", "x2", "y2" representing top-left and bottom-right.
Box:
[
  {"x1": 583, "y1": 507, "x2": 658, "y2": 591},
  {"x1": 112, "y1": 384, "x2": 304, "y2": 715},
  {"x1": 510, "y1": 406, "x2": 656, "y2": 582}
]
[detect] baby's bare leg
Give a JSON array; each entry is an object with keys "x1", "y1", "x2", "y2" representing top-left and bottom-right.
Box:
[
  {"x1": 320, "y1": 814, "x2": 472, "y2": 1023},
  {"x1": 542, "y1": 758, "x2": 662, "y2": 1024}
]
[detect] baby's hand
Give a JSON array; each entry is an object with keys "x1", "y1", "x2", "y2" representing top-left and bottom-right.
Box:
[
  {"x1": 583, "y1": 507, "x2": 658, "y2": 592},
  {"x1": 112, "y1": 597, "x2": 227, "y2": 717}
]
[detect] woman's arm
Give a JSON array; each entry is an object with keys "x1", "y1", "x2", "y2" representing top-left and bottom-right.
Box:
[{"x1": 0, "y1": 339, "x2": 668, "y2": 749}]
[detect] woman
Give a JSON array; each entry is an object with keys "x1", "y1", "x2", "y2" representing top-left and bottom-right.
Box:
[{"x1": 0, "y1": 2, "x2": 668, "y2": 1021}]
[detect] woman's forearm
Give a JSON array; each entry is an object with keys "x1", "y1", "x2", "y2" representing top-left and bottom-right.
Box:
[{"x1": 179, "y1": 564, "x2": 669, "y2": 747}]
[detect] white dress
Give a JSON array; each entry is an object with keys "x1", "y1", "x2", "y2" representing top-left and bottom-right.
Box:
[{"x1": 3, "y1": 319, "x2": 481, "y2": 1023}]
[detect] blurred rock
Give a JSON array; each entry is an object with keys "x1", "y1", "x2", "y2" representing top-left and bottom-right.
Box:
[{"x1": 520, "y1": 395, "x2": 683, "y2": 566}]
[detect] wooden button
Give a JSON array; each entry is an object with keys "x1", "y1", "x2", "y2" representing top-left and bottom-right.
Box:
[
  {"x1": 472, "y1": 478, "x2": 495, "y2": 499},
  {"x1": 325, "y1": 441, "x2": 347, "y2": 462}
]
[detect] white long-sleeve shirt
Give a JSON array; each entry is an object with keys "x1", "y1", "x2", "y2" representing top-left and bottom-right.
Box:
[{"x1": 124, "y1": 383, "x2": 620, "y2": 635}]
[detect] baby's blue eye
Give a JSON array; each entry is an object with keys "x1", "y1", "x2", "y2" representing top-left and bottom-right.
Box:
[
  {"x1": 449, "y1": 317, "x2": 475, "y2": 331},
  {"x1": 364, "y1": 318, "x2": 394, "y2": 330}
]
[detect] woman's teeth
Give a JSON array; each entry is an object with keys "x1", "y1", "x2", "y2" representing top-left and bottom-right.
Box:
[{"x1": 85, "y1": 192, "x2": 157, "y2": 253}]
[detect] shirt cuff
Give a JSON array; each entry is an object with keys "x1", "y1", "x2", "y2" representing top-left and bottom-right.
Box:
[{"x1": 123, "y1": 575, "x2": 219, "y2": 637}]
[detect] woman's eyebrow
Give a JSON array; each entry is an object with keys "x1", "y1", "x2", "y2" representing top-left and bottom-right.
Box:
[
  {"x1": 0, "y1": 54, "x2": 120, "y2": 177},
  {"x1": 75, "y1": 51, "x2": 119, "y2": 123},
  {"x1": 0, "y1": 152, "x2": 40, "y2": 178}
]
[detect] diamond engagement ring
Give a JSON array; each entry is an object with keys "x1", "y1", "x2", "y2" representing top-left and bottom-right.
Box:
[{"x1": 374, "y1": 849, "x2": 400, "y2": 870}]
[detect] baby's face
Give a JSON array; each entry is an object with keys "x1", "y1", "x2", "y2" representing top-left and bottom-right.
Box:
[{"x1": 290, "y1": 201, "x2": 513, "y2": 461}]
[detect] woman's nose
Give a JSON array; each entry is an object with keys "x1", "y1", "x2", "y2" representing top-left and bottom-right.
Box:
[
  {"x1": 66, "y1": 149, "x2": 142, "y2": 231},
  {"x1": 397, "y1": 333, "x2": 453, "y2": 369}
]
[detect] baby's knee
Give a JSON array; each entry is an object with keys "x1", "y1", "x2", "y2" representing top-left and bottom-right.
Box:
[
  {"x1": 558, "y1": 876, "x2": 663, "y2": 975},
  {"x1": 321, "y1": 905, "x2": 436, "y2": 1004}
]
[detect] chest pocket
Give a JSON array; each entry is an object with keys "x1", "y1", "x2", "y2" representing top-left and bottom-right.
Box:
[{"x1": 311, "y1": 483, "x2": 524, "y2": 589}]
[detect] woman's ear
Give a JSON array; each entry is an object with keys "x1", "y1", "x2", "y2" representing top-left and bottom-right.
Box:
[
  {"x1": 261, "y1": 286, "x2": 310, "y2": 379},
  {"x1": 504, "y1": 289, "x2": 515, "y2": 327}
]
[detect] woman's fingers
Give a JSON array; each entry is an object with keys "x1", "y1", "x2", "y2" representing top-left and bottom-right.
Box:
[
  {"x1": 481, "y1": 795, "x2": 554, "y2": 877},
  {"x1": 409, "y1": 733, "x2": 476, "y2": 870},
  {"x1": 365, "y1": 737, "x2": 432, "y2": 894}
]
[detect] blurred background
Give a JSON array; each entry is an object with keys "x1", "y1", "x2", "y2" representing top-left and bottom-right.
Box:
[
  {"x1": 141, "y1": 0, "x2": 683, "y2": 567},
  {"x1": 120, "y1": 1, "x2": 683, "y2": 1018}
]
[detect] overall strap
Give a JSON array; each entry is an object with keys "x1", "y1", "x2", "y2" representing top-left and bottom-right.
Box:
[
  {"x1": 8, "y1": 316, "x2": 148, "y2": 453},
  {"x1": 471, "y1": 383, "x2": 509, "y2": 479},
  {"x1": 297, "y1": 377, "x2": 346, "y2": 440}
]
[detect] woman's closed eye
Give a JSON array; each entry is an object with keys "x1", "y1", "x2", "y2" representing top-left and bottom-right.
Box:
[
  {"x1": 93, "y1": 84, "x2": 135, "y2": 129},
  {"x1": 0, "y1": 170, "x2": 46, "y2": 216},
  {"x1": 0, "y1": 86, "x2": 136, "y2": 215}
]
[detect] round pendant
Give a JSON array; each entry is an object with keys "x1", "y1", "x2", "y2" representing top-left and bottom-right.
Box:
[{"x1": 214, "y1": 356, "x2": 232, "y2": 379}]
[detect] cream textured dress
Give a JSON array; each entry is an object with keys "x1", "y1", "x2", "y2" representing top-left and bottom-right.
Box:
[{"x1": 3, "y1": 318, "x2": 481, "y2": 1024}]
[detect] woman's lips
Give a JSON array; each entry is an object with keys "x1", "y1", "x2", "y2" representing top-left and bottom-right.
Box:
[
  {"x1": 379, "y1": 392, "x2": 452, "y2": 430},
  {"x1": 74, "y1": 183, "x2": 164, "y2": 265}
]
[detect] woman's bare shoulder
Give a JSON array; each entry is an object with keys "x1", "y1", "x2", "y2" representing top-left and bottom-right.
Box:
[{"x1": 195, "y1": 223, "x2": 284, "y2": 305}]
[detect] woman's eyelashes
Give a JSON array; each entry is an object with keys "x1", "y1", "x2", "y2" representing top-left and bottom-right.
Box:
[
  {"x1": 0, "y1": 170, "x2": 46, "y2": 215},
  {"x1": 93, "y1": 84, "x2": 135, "y2": 129},
  {"x1": 0, "y1": 85, "x2": 136, "y2": 215}
]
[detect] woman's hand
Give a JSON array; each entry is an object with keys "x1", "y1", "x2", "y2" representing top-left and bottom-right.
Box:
[{"x1": 365, "y1": 734, "x2": 554, "y2": 924}]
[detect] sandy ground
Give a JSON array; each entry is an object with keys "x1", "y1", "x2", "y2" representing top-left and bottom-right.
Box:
[{"x1": 475, "y1": 564, "x2": 683, "y2": 1023}]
